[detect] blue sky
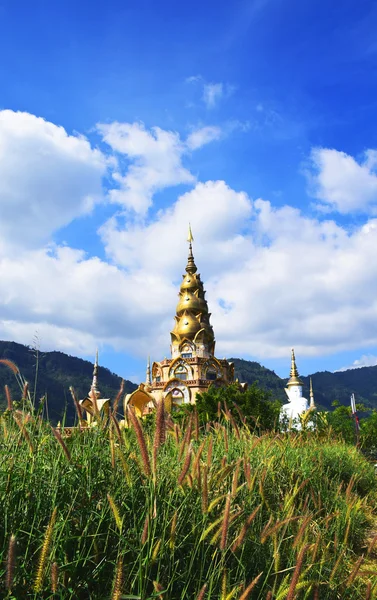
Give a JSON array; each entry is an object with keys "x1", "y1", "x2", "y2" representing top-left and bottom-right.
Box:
[{"x1": 1, "y1": 0, "x2": 377, "y2": 386}]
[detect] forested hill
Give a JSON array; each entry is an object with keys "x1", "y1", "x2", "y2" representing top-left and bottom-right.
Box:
[
  {"x1": 0, "y1": 341, "x2": 137, "y2": 423},
  {"x1": 231, "y1": 358, "x2": 377, "y2": 411},
  {"x1": 1, "y1": 341, "x2": 376, "y2": 421}
]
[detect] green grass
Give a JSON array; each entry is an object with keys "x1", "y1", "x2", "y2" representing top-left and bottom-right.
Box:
[{"x1": 0, "y1": 409, "x2": 377, "y2": 599}]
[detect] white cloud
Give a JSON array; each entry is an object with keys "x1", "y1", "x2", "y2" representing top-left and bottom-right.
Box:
[
  {"x1": 336, "y1": 354, "x2": 377, "y2": 372},
  {"x1": 186, "y1": 76, "x2": 235, "y2": 109},
  {"x1": 99, "y1": 180, "x2": 252, "y2": 276},
  {"x1": 3, "y1": 111, "x2": 377, "y2": 370},
  {"x1": 186, "y1": 126, "x2": 222, "y2": 150},
  {"x1": 203, "y1": 83, "x2": 224, "y2": 108},
  {"x1": 0, "y1": 110, "x2": 107, "y2": 250},
  {"x1": 97, "y1": 121, "x2": 224, "y2": 214},
  {"x1": 307, "y1": 147, "x2": 377, "y2": 214},
  {"x1": 0, "y1": 245, "x2": 176, "y2": 362}
]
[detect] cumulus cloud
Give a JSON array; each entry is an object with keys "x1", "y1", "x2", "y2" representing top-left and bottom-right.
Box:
[
  {"x1": 0, "y1": 245, "x2": 176, "y2": 360},
  {"x1": 336, "y1": 354, "x2": 377, "y2": 372},
  {"x1": 99, "y1": 180, "x2": 252, "y2": 276},
  {"x1": 0, "y1": 110, "x2": 107, "y2": 250},
  {"x1": 307, "y1": 147, "x2": 377, "y2": 214},
  {"x1": 3, "y1": 110, "x2": 377, "y2": 368},
  {"x1": 100, "y1": 178, "x2": 377, "y2": 360},
  {"x1": 98, "y1": 121, "x2": 223, "y2": 214}
]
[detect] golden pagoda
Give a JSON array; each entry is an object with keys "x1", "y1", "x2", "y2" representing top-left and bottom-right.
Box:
[{"x1": 125, "y1": 227, "x2": 234, "y2": 415}]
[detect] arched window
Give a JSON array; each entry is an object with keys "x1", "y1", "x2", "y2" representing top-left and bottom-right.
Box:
[
  {"x1": 174, "y1": 365, "x2": 188, "y2": 380},
  {"x1": 206, "y1": 368, "x2": 217, "y2": 381},
  {"x1": 180, "y1": 343, "x2": 193, "y2": 359},
  {"x1": 171, "y1": 388, "x2": 185, "y2": 411}
]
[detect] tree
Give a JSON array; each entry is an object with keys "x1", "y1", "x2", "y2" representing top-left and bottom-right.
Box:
[{"x1": 194, "y1": 382, "x2": 281, "y2": 432}]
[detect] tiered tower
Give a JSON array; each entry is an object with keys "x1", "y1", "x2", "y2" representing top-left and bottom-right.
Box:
[{"x1": 125, "y1": 227, "x2": 234, "y2": 414}]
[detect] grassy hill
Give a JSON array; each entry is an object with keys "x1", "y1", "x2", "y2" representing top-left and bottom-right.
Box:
[{"x1": 0, "y1": 340, "x2": 137, "y2": 423}]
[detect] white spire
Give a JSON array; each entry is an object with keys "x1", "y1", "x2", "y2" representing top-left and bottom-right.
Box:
[
  {"x1": 146, "y1": 356, "x2": 151, "y2": 386},
  {"x1": 309, "y1": 377, "x2": 316, "y2": 409}
]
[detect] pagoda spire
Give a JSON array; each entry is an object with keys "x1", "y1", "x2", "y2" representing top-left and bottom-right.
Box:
[
  {"x1": 287, "y1": 348, "x2": 303, "y2": 387},
  {"x1": 186, "y1": 223, "x2": 197, "y2": 274},
  {"x1": 309, "y1": 377, "x2": 316, "y2": 409},
  {"x1": 170, "y1": 227, "x2": 215, "y2": 358},
  {"x1": 90, "y1": 349, "x2": 101, "y2": 399},
  {"x1": 146, "y1": 356, "x2": 151, "y2": 386}
]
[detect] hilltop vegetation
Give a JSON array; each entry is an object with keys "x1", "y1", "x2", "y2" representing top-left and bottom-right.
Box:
[
  {"x1": 1, "y1": 342, "x2": 377, "y2": 423},
  {"x1": 0, "y1": 341, "x2": 136, "y2": 423},
  {"x1": 1, "y1": 405, "x2": 376, "y2": 599}
]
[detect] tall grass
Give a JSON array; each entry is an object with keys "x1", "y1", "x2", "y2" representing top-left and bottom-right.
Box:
[{"x1": 0, "y1": 407, "x2": 376, "y2": 598}]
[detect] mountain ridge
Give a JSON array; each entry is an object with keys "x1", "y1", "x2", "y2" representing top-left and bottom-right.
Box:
[{"x1": 0, "y1": 341, "x2": 376, "y2": 422}]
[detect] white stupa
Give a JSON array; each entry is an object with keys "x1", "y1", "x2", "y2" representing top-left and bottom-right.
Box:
[{"x1": 281, "y1": 349, "x2": 314, "y2": 426}]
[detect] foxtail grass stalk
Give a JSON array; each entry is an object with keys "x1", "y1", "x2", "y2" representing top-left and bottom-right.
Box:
[
  {"x1": 231, "y1": 505, "x2": 261, "y2": 552},
  {"x1": 170, "y1": 511, "x2": 178, "y2": 550},
  {"x1": 70, "y1": 386, "x2": 84, "y2": 428},
  {"x1": 286, "y1": 544, "x2": 310, "y2": 600},
  {"x1": 51, "y1": 426, "x2": 71, "y2": 462},
  {"x1": 178, "y1": 445, "x2": 192, "y2": 485},
  {"x1": 206, "y1": 436, "x2": 213, "y2": 468},
  {"x1": 51, "y1": 562, "x2": 59, "y2": 593},
  {"x1": 111, "y1": 557, "x2": 123, "y2": 600},
  {"x1": 153, "y1": 580, "x2": 164, "y2": 599},
  {"x1": 111, "y1": 413, "x2": 123, "y2": 445},
  {"x1": 112, "y1": 379, "x2": 124, "y2": 417},
  {"x1": 239, "y1": 572, "x2": 263, "y2": 600},
  {"x1": 0, "y1": 358, "x2": 19, "y2": 374},
  {"x1": 127, "y1": 407, "x2": 151, "y2": 477},
  {"x1": 202, "y1": 465, "x2": 209, "y2": 513},
  {"x1": 196, "y1": 583, "x2": 207, "y2": 599},
  {"x1": 346, "y1": 554, "x2": 364, "y2": 587},
  {"x1": 141, "y1": 514, "x2": 149, "y2": 544},
  {"x1": 5, "y1": 384, "x2": 12, "y2": 411},
  {"x1": 107, "y1": 494, "x2": 122, "y2": 532},
  {"x1": 6, "y1": 534, "x2": 16, "y2": 591},
  {"x1": 152, "y1": 539, "x2": 161, "y2": 562},
  {"x1": 220, "y1": 494, "x2": 231, "y2": 551},
  {"x1": 110, "y1": 427, "x2": 116, "y2": 469},
  {"x1": 292, "y1": 514, "x2": 312, "y2": 549},
  {"x1": 13, "y1": 413, "x2": 33, "y2": 453},
  {"x1": 34, "y1": 507, "x2": 57, "y2": 593},
  {"x1": 221, "y1": 569, "x2": 227, "y2": 599},
  {"x1": 153, "y1": 398, "x2": 166, "y2": 474},
  {"x1": 231, "y1": 461, "x2": 240, "y2": 497}
]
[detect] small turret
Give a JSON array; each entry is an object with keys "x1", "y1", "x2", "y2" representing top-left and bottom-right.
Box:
[
  {"x1": 309, "y1": 377, "x2": 316, "y2": 409},
  {"x1": 146, "y1": 356, "x2": 151, "y2": 386}
]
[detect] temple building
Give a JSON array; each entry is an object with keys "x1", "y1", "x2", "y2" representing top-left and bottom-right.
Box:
[
  {"x1": 281, "y1": 349, "x2": 315, "y2": 425},
  {"x1": 125, "y1": 227, "x2": 234, "y2": 415}
]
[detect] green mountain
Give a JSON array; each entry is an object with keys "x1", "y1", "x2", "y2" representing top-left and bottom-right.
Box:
[
  {"x1": 1, "y1": 341, "x2": 375, "y2": 421},
  {"x1": 0, "y1": 340, "x2": 137, "y2": 423},
  {"x1": 231, "y1": 358, "x2": 377, "y2": 410}
]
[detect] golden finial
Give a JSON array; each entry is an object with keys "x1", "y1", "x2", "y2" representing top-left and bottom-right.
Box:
[
  {"x1": 186, "y1": 224, "x2": 197, "y2": 274},
  {"x1": 287, "y1": 348, "x2": 303, "y2": 387},
  {"x1": 187, "y1": 223, "x2": 194, "y2": 243}
]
